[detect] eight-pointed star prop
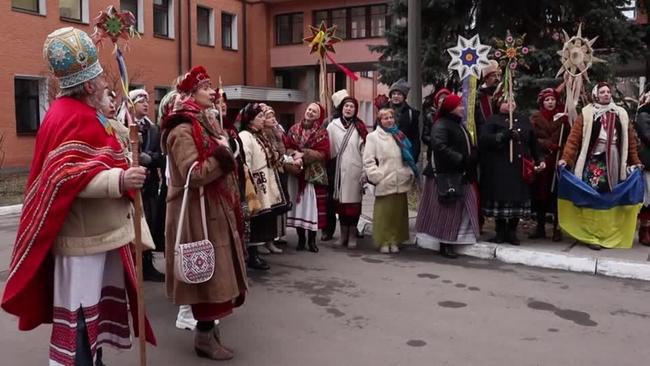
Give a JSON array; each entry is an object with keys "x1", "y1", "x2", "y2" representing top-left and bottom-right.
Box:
[
  {"x1": 304, "y1": 21, "x2": 342, "y2": 58},
  {"x1": 555, "y1": 24, "x2": 605, "y2": 80},
  {"x1": 447, "y1": 35, "x2": 491, "y2": 80},
  {"x1": 91, "y1": 5, "x2": 138, "y2": 49}
]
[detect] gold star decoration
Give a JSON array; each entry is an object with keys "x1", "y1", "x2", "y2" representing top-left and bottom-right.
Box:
[
  {"x1": 304, "y1": 21, "x2": 342, "y2": 58},
  {"x1": 555, "y1": 24, "x2": 605, "y2": 80}
]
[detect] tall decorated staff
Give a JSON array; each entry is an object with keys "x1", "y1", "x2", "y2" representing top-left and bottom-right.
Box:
[
  {"x1": 551, "y1": 25, "x2": 604, "y2": 192},
  {"x1": 493, "y1": 31, "x2": 533, "y2": 162},
  {"x1": 304, "y1": 21, "x2": 358, "y2": 118},
  {"x1": 447, "y1": 34, "x2": 491, "y2": 144},
  {"x1": 92, "y1": 6, "x2": 148, "y2": 366}
]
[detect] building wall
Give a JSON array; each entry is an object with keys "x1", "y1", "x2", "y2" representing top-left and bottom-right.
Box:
[{"x1": 1, "y1": 0, "x2": 245, "y2": 168}]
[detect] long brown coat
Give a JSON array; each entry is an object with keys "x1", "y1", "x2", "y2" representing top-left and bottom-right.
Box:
[{"x1": 165, "y1": 122, "x2": 248, "y2": 305}]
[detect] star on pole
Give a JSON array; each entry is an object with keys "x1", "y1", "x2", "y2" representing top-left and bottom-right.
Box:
[
  {"x1": 304, "y1": 21, "x2": 342, "y2": 58},
  {"x1": 447, "y1": 35, "x2": 491, "y2": 80}
]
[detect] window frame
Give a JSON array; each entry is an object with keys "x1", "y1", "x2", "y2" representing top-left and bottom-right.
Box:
[
  {"x1": 14, "y1": 76, "x2": 47, "y2": 136},
  {"x1": 221, "y1": 12, "x2": 238, "y2": 51},
  {"x1": 197, "y1": 6, "x2": 215, "y2": 46},
  {"x1": 12, "y1": 0, "x2": 45, "y2": 15},
  {"x1": 153, "y1": 0, "x2": 171, "y2": 38},
  {"x1": 59, "y1": 0, "x2": 86, "y2": 23},
  {"x1": 275, "y1": 12, "x2": 304, "y2": 46},
  {"x1": 312, "y1": 4, "x2": 390, "y2": 40},
  {"x1": 120, "y1": 0, "x2": 144, "y2": 33}
]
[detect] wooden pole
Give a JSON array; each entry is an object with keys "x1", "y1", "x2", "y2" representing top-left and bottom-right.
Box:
[
  {"x1": 218, "y1": 76, "x2": 224, "y2": 129},
  {"x1": 127, "y1": 112, "x2": 147, "y2": 366},
  {"x1": 320, "y1": 57, "x2": 328, "y2": 118},
  {"x1": 550, "y1": 122, "x2": 565, "y2": 193}
]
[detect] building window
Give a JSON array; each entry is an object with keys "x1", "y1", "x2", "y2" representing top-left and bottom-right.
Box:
[
  {"x1": 314, "y1": 5, "x2": 390, "y2": 40},
  {"x1": 350, "y1": 7, "x2": 366, "y2": 39},
  {"x1": 360, "y1": 71, "x2": 373, "y2": 78},
  {"x1": 370, "y1": 5, "x2": 388, "y2": 37},
  {"x1": 331, "y1": 9, "x2": 347, "y2": 40},
  {"x1": 15, "y1": 77, "x2": 47, "y2": 135},
  {"x1": 60, "y1": 0, "x2": 83, "y2": 21},
  {"x1": 154, "y1": 0, "x2": 170, "y2": 37},
  {"x1": 12, "y1": 0, "x2": 45, "y2": 14},
  {"x1": 197, "y1": 6, "x2": 214, "y2": 46},
  {"x1": 121, "y1": 0, "x2": 144, "y2": 33},
  {"x1": 222, "y1": 13, "x2": 238, "y2": 50},
  {"x1": 334, "y1": 72, "x2": 347, "y2": 92},
  {"x1": 275, "y1": 12, "x2": 303, "y2": 45},
  {"x1": 274, "y1": 70, "x2": 298, "y2": 89},
  {"x1": 154, "y1": 87, "x2": 170, "y2": 123}
]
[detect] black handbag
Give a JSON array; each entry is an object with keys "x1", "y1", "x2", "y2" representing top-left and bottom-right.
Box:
[{"x1": 435, "y1": 173, "x2": 464, "y2": 204}]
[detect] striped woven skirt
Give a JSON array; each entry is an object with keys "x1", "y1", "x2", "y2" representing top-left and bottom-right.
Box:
[
  {"x1": 415, "y1": 176, "x2": 479, "y2": 246},
  {"x1": 287, "y1": 177, "x2": 327, "y2": 231},
  {"x1": 50, "y1": 249, "x2": 131, "y2": 366}
]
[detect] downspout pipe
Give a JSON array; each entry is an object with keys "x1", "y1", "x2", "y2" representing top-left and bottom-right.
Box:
[
  {"x1": 188, "y1": 0, "x2": 193, "y2": 68},
  {"x1": 242, "y1": 0, "x2": 248, "y2": 85},
  {"x1": 177, "y1": 0, "x2": 182, "y2": 75}
]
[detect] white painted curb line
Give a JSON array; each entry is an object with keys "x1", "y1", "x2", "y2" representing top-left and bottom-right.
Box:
[
  {"x1": 0, "y1": 204, "x2": 22, "y2": 216},
  {"x1": 495, "y1": 246, "x2": 596, "y2": 274},
  {"x1": 456, "y1": 242, "x2": 497, "y2": 259},
  {"x1": 596, "y1": 258, "x2": 650, "y2": 281}
]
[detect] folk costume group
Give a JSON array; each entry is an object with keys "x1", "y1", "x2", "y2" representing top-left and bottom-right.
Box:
[{"x1": 2, "y1": 26, "x2": 650, "y2": 365}]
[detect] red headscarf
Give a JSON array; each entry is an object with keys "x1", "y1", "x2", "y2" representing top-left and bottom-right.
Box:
[
  {"x1": 537, "y1": 88, "x2": 562, "y2": 121},
  {"x1": 337, "y1": 96, "x2": 369, "y2": 142},
  {"x1": 284, "y1": 103, "x2": 330, "y2": 200},
  {"x1": 434, "y1": 94, "x2": 462, "y2": 122}
]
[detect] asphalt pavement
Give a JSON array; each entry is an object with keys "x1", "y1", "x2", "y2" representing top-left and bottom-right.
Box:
[{"x1": 1, "y1": 213, "x2": 650, "y2": 365}]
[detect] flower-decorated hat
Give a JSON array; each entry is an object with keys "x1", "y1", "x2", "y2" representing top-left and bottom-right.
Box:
[
  {"x1": 178, "y1": 66, "x2": 211, "y2": 94},
  {"x1": 43, "y1": 27, "x2": 103, "y2": 89}
]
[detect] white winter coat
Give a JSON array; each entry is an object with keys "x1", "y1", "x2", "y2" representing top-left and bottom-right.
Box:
[
  {"x1": 327, "y1": 118, "x2": 364, "y2": 203},
  {"x1": 363, "y1": 127, "x2": 414, "y2": 197}
]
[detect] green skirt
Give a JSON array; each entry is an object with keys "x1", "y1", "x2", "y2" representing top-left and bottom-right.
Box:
[{"x1": 372, "y1": 193, "x2": 409, "y2": 246}]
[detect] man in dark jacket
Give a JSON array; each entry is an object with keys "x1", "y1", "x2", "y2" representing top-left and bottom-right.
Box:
[
  {"x1": 387, "y1": 79, "x2": 422, "y2": 162},
  {"x1": 130, "y1": 89, "x2": 165, "y2": 282}
]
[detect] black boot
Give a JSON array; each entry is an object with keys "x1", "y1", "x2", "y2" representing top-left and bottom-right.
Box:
[
  {"x1": 507, "y1": 218, "x2": 521, "y2": 246},
  {"x1": 143, "y1": 251, "x2": 165, "y2": 282},
  {"x1": 488, "y1": 219, "x2": 507, "y2": 243},
  {"x1": 440, "y1": 243, "x2": 458, "y2": 259},
  {"x1": 307, "y1": 230, "x2": 319, "y2": 253},
  {"x1": 528, "y1": 209, "x2": 546, "y2": 239},
  {"x1": 296, "y1": 228, "x2": 306, "y2": 251},
  {"x1": 247, "y1": 246, "x2": 270, "y2": 270},
  {"x1": 95, "y1": 347, "x2": 105, "y2": 366}
]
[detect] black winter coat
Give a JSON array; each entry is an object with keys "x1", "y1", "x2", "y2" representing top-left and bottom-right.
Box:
[
  {"x1": 634, "y1": 103, "x2": 650, "y2": 168},
  {"x1": 425, "y1": 114, "x2": 477, "y2": 183},
  {"x1": 479, "y1": 112, "x2": 543, "y2": 203}
]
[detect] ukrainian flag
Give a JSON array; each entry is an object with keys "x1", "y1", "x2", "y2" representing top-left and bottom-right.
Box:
[{"x1": 557, "y1": 167, "x2": 644, "y2": 249}]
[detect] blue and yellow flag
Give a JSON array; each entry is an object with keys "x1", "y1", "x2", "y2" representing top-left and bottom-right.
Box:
[{"x1": 557, "y1": 167, "x2": 644, "y2": 249}]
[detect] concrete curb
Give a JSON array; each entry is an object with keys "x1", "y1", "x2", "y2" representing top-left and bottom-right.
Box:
[
  {"x1": 494, "y1": 245, "x2": 597, "y2": 274},
  {"x1": 456, "y1": 242, "x2": 497, "y2": 259},
  {"x1": 596, "y1": 258, "x2": 650, "y2": 281},
  {"x1": 0, "y1": 204, "x2": 22, "y2": 216}
]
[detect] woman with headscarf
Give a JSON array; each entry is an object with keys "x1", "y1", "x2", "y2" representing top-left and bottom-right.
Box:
[
  {"x1": 363, "y1": 107, "x2": 417, "y2": 253},
  {"x1": 238, "y1": 103, "x2": 289, "y2": 264},
  {"x1": 416, "y1": 95, "x2": 479, "y2": 258},
  {"x1": 161, "y1": 66, "x2": 247, "y2": 360},
  {"x1": 260, "y1": 104, "x2": 291, "y2": 253},
  {"x1": 529, "y1": 88, "x2": 570, "y2": 241},
  {"x1": 284, "y1": 102, "x2": 330, "y2": 253},
  {"x1": 327, "y1": 94, "x2": 368, "y2": 248},
  {"x1": 480, "y1": 97, "x2": 545, "y2": 245},
  {"x1": 559, "y1": 82, "x2": 642, "y2": 250}
]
